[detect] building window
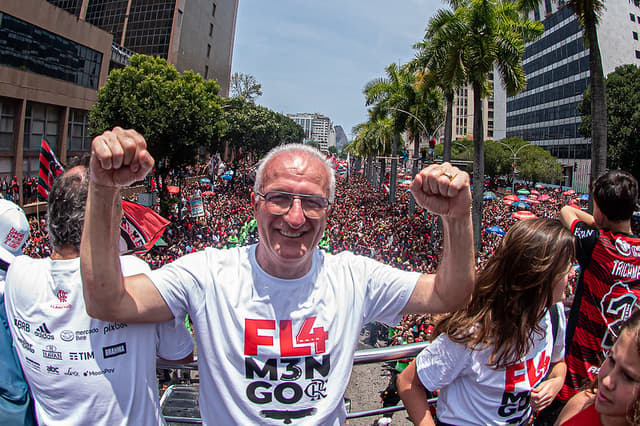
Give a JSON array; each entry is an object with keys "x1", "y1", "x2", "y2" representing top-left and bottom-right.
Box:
[
  {"x1": 0, "y1": 12, "x2": 102, "y2": 89},
  {"x1": 204, "y1": 65, "x2": 209, "y2": 79},
  {"x1": 24, "y1": 103, "x2": 59, "y2": 152},
  {"x1": 0, "y1": 100, "x2": 16, "y2": 151},
  {"x1": 634, "y1": 32, "x2": 639, "y2": 40},
  {"x1": 636, "y1": 50, "x2": 640, "y2": 59},
  {"x1": 212, "y1": 3, "x2": 217, "y2": 17},
  {"x1": 632, "y1": 13, "x2": 637, "y2": 22},
  {"x1": 207, "y1": 44, "x2": 211, "y2": 58},
  {"x1": 209, "y1": 23, "x2": 214, "y2": 37},
  {"x1": 67, "y1": 109, "x2": 91, "y2": 152}
]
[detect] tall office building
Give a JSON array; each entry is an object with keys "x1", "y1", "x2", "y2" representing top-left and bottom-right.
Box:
[
  {"x1": 0, "y1": 0, "x2": 238, "y2": 210},
  {"x1": 287, "y1": 113, "x2": 334, "y2": 152},
  {"x1": 45, "y1": 0, "x2": 238, "y2": 96},
  {"x1": 506, "y1": 1, "x2": 640, "y2": 191}
]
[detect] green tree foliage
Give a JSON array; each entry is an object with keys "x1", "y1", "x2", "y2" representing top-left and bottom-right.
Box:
[
  {"x1": 230, "y1": 72, "x2": 263, "y2": 102},
  {"x1": 485, "y1": 138, "x2": 563, "y2": 184},
  {"x1": 425, "y1": 0, "x2": 543, "y2": 250},
  {"x1": 89, "y1": 55, "x2": 226, "y2": 168},
  {"x1": 580, "y1": 64, "x2": 640, "y2": 182},
  {"x1": 223, "y1": 97, "x2": 304, "y2": 159}
]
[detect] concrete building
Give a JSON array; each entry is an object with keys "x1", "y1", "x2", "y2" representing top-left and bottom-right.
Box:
[
  {"x1": 46, "y1": 0, "x2": 238, "y2": 96},
  {"x1": 506, "y1": 1, "x2": 640, "y2": 192},
  {"x1": 0, "y1": 0, "x2": 237, "y2": 207},
  {"x1": 287, "y1": 112, "x2": 334, "y2": 152},
  {"x1": 0, "y1": 0, "x2": 112, "y2": 205}
]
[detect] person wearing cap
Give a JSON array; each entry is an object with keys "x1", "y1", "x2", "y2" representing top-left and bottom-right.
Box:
[
  {"x1": 0, "y1": 199, "x2": 36, "y2": 425},
  {"x1": 4, "y1": 164, "x2": 195, "y2": 425},
  {"x1": 79, "y1": 127, "x2": 475, "y2": 424}
]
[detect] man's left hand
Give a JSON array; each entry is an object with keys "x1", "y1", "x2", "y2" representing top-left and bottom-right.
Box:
[{"x1": 410, "y1": 162, "x2": 472, "y2": 219}]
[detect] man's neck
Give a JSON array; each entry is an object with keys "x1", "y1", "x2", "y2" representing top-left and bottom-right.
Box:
[
  {"x1": 601, "y1": 219, "x2": 632, "y2": 234},
  {"x1": 51, "y1": 245, "x2": 80, "y2": 260}
]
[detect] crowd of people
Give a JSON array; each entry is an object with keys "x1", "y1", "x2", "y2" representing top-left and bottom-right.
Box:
[{"x1": 3, "y1": 128, "x2": 640, "y2": 425}]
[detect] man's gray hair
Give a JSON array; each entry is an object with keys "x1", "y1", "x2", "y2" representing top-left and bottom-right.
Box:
[
  {"x1": 253, "y1": 144, "x2": 336, "y2": 203},
  {"x1": 47, "y1": 167, "x2": 88, "y2": 250}
]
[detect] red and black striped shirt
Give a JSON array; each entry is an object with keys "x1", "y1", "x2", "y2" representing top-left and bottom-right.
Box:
[{"x1": 559, "y1": 220, "x2": 640, "y2": 402}]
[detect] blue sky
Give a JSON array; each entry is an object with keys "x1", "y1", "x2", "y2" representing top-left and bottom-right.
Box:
[{"x1": 231, "y1": 0, "x2": 443, "y2": 139}]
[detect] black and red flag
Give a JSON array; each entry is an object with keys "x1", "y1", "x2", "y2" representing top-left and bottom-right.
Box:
[
  {"x1": 37, "y1": 139, "x2": 64, "y2": 200},
  {"x1": 119, "y1": 199, "x2": 171, "y2": 254}
]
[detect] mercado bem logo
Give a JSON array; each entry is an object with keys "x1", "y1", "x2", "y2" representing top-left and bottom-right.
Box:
[{"x1": 60, "y1": 330, "x2": 74, "y2": 342}]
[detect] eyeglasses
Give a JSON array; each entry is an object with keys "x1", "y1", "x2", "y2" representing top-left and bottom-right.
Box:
[{"x1": 256, "y1": 191, "x2": 331, "y2": 219}]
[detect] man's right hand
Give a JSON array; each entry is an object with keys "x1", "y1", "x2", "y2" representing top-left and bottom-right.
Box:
[{"x1": 90, "y1": 127, "x2": 154, "y2": 188}]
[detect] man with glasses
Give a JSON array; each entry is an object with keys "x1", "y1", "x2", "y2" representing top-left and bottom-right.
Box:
[{"x1": 80, "y1": 127, "x2": 475, "y2": 425}]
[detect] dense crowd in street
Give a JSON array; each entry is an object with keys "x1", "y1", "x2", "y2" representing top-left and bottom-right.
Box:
[{"x1": 17, "y1": 160, "x2": 597, "y2": 348}]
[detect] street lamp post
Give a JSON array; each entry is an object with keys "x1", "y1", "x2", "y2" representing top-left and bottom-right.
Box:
[{"x1": 493, "y1": 140, "x2": 533, "y2": 193}]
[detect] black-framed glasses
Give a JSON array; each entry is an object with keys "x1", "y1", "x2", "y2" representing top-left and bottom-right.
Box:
[{"x1": 256, "y1": 190, "x2": 331, "y2": 219}]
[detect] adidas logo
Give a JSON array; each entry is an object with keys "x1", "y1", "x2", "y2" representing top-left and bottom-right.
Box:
[{"x1": 34, "y1": 323, "x2": 54, "y2": 340}]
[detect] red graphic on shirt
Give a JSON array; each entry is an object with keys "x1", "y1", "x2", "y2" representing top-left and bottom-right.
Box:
[
  {"x1": 244, "y1": 317, "x2": 328, "y2": 356},
  {"x1": 4, "y1": 228, "x2": 25, "y2": 250},
  {"x1": 505, "y1": 350, "x2": 550, "y2": 392},
  {"x1": 56, "y1": 290, "x2": 68, "y2": 303}
]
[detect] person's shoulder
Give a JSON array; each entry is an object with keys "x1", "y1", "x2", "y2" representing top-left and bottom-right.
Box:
[{"x1": 556, "y1": 390, "x2": 596, "y2": 425}]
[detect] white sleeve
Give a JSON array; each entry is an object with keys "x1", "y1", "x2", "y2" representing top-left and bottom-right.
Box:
[
  {"x1": 356, "y1": 254, "x2": 420, "y2": 326},
  {"x1": 415, "y1": 333, "x2": 472, "y2": 392},
  {"x1": 149, "y1": 250, "x2": 208, "y2": 327},
  {"x1": 552, "y1": 302, "x2": 567, "y2": 363},
  {"x1": 155, "y1": 319, "x2": 194, "y2": 361}
]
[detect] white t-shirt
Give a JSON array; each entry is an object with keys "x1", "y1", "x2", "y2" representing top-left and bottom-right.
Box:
[
  {"x1": 150, "y1": 244, "x2": 419, "y2": 425},
  {"x1": 416, "y1": 304, "x2": 566, "y2": 425},
  {"x1": 4, "y1": 255, "x2": 194, "y2": 426}
]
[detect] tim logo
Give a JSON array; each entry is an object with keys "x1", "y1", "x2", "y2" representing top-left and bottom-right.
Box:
[
  {"x1": 103, "y1": 343, "x2": 127, "y2": 359},
  {"x1": 56, "y1": 290, "x2": 68, "y2": 303},
  {"x1": 4, "y1": 228, "x2": 26, "y2": 250},
  {"x1": 69, "y1": 351, "x2": 94, "y2": 361}
]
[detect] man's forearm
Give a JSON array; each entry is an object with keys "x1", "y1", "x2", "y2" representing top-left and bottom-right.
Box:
[
  {"x1": 80, "y1": 182, "x2": 125, "y2": 319},
  {"x1": 435, "y1": 215, "x2": 475, "y2": 311}
]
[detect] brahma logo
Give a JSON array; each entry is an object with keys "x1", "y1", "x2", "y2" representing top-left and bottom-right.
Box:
[{"x1": 103, "y1": 342, "x2": 127, "y2": 359}]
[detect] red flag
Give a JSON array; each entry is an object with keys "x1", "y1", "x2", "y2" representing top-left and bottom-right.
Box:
[
  {"x1": 38, "y1": 139, "x2": 64, "y2": 200},
  {"x1": 120, "y1": 200, "x2": 170, "y2": 254}
]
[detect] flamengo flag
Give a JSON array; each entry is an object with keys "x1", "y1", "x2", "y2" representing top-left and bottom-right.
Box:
[
  {"x1": 37, "y1": 139, "x2": 64, "y2": 200},
  {"x1": 120, "y1": 199, "x2": 171, "y2": 254}
]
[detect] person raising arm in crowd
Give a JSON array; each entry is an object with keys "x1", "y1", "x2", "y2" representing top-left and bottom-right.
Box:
[
  {"x1": 5, "y1": 161, "x2": 193, "y2": 425},
  {"x1": 557, "y1": 170, "x2": 640, "y2": 417},
  {"x1": 397, "y1": 218, "x2": 575, "y2": 425},
  {"x1": 80, "y1": 126, "x2": 475, "y2": 425}
]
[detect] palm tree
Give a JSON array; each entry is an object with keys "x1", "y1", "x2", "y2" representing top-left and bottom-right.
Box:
[
  {"x1": 433, "y1": 0, "x2": 543, "y2": 250},
  {"x1": 519, "y1": 0, "x2": 607, "y2": 188},
  {"x1": 350, "y1": 116, "x2": 394, "y2": 189},
  {"x1": 411, "y1": 9, "x2": 468, "y2": 163},
  {"x1": 364, "y1": 63, "x2": 417, "y2": 204}
]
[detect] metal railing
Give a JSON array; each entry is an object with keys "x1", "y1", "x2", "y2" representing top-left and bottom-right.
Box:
[{"x1": 157, "y1": 342, "x2": 431, "y2": 423}]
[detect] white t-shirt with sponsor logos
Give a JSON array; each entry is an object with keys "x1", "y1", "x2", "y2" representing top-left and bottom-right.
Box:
[
  {"x1": 4, "y1": 255, "x2": 194, "y2": 426},
  {"x1": 150, "y1": 244, "x2": 419, "y2": 425},
  {"x1": 415, "y1": 305, "x2": 566, "y2": 425}
]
